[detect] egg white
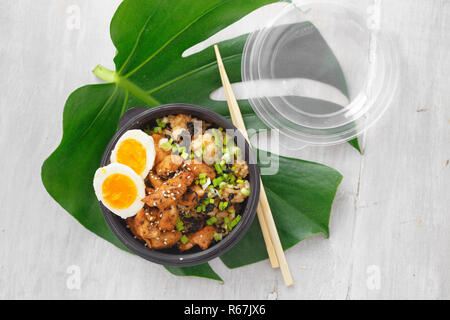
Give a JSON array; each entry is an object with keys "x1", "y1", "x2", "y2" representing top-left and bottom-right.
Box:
[
  {"x1": 110, "y1": 129, "x2": 155, "y2": 179},
  {"x1": 93, "y1": 163, "x2": 146, "y2": 219}
]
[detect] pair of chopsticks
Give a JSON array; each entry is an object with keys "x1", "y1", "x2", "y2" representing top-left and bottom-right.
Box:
[{"x1": 214, "y1": 45, "x2": 293, "y2": 287}]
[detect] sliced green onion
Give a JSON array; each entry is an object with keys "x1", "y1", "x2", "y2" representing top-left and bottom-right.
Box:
[
  {"x1": 209, "y1": 198, "x2": 215, "y2": 204},
  {"x1": 218, "y1": 201, "x2": 229, "y2": 211},
  {"x1": 198, "y1": 173, "x2": 207, "y2": 179},
  {"x1": 236, "y1": 179, "x2": 244, "y2": 184},
  {"x1": 206, "y1": 217, "x2": 218, "y2": 225},
  {"x1": 219, "y1": 181, "x2": 227, "y2": 189},
  {"x1": 213, "y1": 232, "x2": 222, "y2": 241},
  {"x1": 178, "y1": 146, "x2": 186, "y2": 154},
  {"x1": 153, "y1": 127, "x2": 162, "y2": 134},
  {"x1": 224, "y1": 217, "x2": 230, "y2": 230},
  {"x1": 190, "y1": 153, "x2": 195, "y2": 159},
  {"x1": 231, "y1": 215, "x2": 242, "y2": 228},
  {"x1": 181, "y1": 152, "x2": 189, "y2": 160},
  {"x1": 158, "y1": 139, "x2": 172, "y2": 152},
  {"x1": 156, "y1": 118, "x2": 166, "y2": 128},
  {"x1": 228, "y1": 207, "x2": 235, "y2": 214},
  {"x1": 214, "y1": 163, "x2": 223, "y2": 175},
  {"x1": 181, "y1": 235, "x2": 189, "y2": 244},
  {"x1": 212, "y1": 129, "x2": 222, "y2": 148},
  {"x1": 241, "y1": 187, "x2": 250, "y2": 196},
  {"x1": 175, "y1": 218, "x2": 184, "y2": 231},
  {"x1": 223, "y1": 135, "x2": 228, "y2": 146},
  {"x1": 171, "y1": 145, "x2": 178, "y2": 153},
  {"x1": 212, "y1": 176, "x2": 223, "y2": 187}
]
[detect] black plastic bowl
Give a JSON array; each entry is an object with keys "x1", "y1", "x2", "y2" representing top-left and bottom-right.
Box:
[{"x1": 99, "y1": 104, "x2": 260, "y2": 267}]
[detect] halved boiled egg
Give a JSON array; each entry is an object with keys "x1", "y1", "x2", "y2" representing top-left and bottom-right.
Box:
[
  {"x1": 110, "y1": 129, "x2": 155, "y2": 179},
  {"x1": 93, "y1": 163, "x2": 145, "y2": 218}
]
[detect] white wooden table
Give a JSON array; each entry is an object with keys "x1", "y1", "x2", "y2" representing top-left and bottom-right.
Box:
[{"x1": 1, "y1": 0, "x2": 449, "y2": 299}]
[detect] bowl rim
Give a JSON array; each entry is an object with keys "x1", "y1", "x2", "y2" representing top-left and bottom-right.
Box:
[{"x1": 99, "y1": 103, "x2": 261, "y2": 267}]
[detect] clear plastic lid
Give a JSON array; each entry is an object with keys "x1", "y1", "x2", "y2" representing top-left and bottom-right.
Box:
[{"x1": 242, "y1": 1, "x2": 399, "y2": 149}]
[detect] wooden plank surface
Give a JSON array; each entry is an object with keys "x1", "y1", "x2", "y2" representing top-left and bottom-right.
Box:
[{"x1": 0, "y1": 0, "x2": 448, "y2": 299}]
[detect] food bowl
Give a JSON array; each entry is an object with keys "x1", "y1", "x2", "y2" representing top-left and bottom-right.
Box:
[{"x1": 99, "y1": 104, "x2": 261, "y2": 267}]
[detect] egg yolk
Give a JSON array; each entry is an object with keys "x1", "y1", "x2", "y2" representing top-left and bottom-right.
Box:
[
  {"x1": 116, "y1": 138, "x2": 147, "y2": 175},
  {"x1": 102, "y1": 173, "x2": 137, "y2": 209}
]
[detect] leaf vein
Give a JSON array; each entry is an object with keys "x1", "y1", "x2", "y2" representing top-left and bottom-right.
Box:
[
  {"x1": 146, "y1": 53, "x2": 242, "y2": 94},
  {"x1": 80, "y1": 85, "x2": 119, "y2": 139},
  {"x1": 123, "y1": 0, "x2": 234, "y2": 79},
  {"x1": 117, "y1": 1, "x2": 161, "y2": 74}
]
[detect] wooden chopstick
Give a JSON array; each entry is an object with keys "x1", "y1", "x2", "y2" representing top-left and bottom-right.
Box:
[{"x1": 214, "y1": 45, "x2": 293, "y2": 286}]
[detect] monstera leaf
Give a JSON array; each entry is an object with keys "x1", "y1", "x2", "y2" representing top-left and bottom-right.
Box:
[{"x1": 42, "y1": 0, "x2": 351, "y2": 282}]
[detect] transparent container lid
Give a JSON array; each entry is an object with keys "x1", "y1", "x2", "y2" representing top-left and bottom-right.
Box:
[{"x1": 242, "y1": 1, "x2": 399, "y2": 149}]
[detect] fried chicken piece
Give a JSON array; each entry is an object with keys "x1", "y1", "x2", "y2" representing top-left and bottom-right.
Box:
[
  {"x1": 234, "y1": 160, "x2": 249, "y2": 179},
  {"x1": 184, "y1": 160, "x2": 216, "y2": 180},
  {"x1": 169, "y1": 114, "x2": 192, "y2": 144},
  {"x1": 221, "y1": 181, "x2": 250, "y2": 204},
  {"x1": 126, "y1": 208, "x2": 161, "y2": 244},
  {"x1": 159, "y1": 205, "x2": 178, "y2": 231},
  {"x1": 142, "y1": 171, "x2": 194, "y2": 210},
  {"x1": 178, "y1": 238, "x2": 195, "y2": 252},
  {"x1": 156, "y1": 154, "x2": 183, "y2": 178},
  {"x1": 179, "y1": 185, "x2": 206, "y2": 210},
  {"x1": 126, "y1": 216, "x2": 141, "y2": 240},
  {"x1": 178, "y1": 225, "x2": 216, "y2": 251},
  {"x1": 191, "y1": 225, "x2": 216, "y2": 250},
  {"x1": 151, "y1": 230, "x2": 182, "y2": 249},
  {"x1": 152, "y1": 133, "x2": 171, "y2": 165},
  {"x1": 148, "y1": 172, "x2": 163, "y2": 188},
  {"x1": 168, "y1": 114, "x2": 190, "y2": 130}
]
